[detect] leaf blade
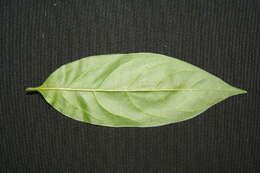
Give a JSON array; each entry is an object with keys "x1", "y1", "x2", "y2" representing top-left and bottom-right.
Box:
[{"x1": 27, "y1": 53, "x2": 246, "y2": 127}]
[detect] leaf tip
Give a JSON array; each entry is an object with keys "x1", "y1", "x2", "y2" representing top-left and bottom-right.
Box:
[
  {"x1": 235, "y1": 88, "x2": 247, "y2": 95},
  {"x1": 241, "y1": 89, "x2": 247, "y2": 94}
]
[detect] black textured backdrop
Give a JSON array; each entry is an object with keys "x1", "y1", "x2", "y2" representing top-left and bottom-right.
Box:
[{"x1": 1, "y1": 0, "x2": 259, "y2": 172}]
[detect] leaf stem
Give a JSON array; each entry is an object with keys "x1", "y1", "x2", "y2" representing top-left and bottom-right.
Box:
[{"x1": 26, "y1": 87, "x2": 41, "y2": 92}]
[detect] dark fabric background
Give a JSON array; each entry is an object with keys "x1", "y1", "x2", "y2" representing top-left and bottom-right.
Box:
[{"x1": 1, "y1": 0, "x2": 259, "y2": 172}]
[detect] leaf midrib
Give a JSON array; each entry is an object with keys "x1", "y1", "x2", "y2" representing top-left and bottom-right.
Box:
[{"x1": 26, "y1": 87, "x2": 245, "y2": 92}]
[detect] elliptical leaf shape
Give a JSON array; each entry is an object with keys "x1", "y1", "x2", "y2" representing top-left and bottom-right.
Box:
[{"x1": 26, "y1": 53, "x2": 246, "y2": 127}]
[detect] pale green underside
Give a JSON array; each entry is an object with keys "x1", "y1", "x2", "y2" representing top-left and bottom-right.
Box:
[{"x1": 29, "y1": 53, "x2": 246, "y2": 127}]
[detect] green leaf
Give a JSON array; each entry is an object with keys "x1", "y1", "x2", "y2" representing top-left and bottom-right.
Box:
[{"x1": 26, "y1": 53, "x2": 246, "y2": 127}]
